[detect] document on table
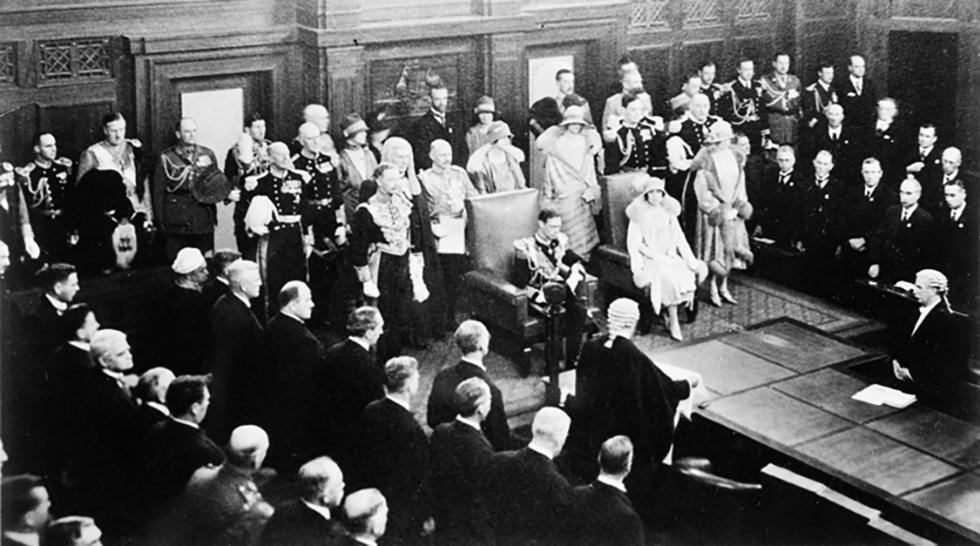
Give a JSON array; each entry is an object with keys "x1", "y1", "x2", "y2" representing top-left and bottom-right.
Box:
[{"x1": 851, "y1": 384, "x2": 917, "y2": 409}]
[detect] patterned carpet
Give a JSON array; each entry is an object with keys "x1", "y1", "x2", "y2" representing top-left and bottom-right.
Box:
[{"x1": 383, "y1": 272, "x2": 878, "y2": 430}]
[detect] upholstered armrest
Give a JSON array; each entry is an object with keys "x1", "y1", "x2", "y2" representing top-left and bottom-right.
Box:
[
  {"x1": 594, "y1": 244, "x2": 630, "y2": 267},
  {"x1": 462, "y1": 269, "x2": 533, "y2": 329}
]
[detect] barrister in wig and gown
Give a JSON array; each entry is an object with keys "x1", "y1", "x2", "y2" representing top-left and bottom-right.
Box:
[
  {"x1": 691, "y1": 120, "x2": 753, "y2": 307},
  {"x1": 626, "y1": 176, "x2": 706, "y2": 341},
  {"x1": 536, "y1": 105, "x2": 602, "y2": 260}
]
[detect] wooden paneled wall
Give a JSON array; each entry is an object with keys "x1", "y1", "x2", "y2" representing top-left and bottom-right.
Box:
[{"x1": 0, "y1": 0, "x2": 976, "y2": 170}]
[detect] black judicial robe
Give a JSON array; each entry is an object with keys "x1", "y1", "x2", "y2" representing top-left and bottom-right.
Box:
[
  {"x1": 891, "y1": 304, "x2": 963, "y2": 402},
  {"x1": 565, "y1": 335, "x2": 690, "y2": 479}
]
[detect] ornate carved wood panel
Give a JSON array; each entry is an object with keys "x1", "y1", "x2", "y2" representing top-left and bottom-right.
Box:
[
  {"x1": 630, "y1": 0, "x2": 670, "y2": 29},
  {"x1": 0, "y1": 44, "x2": 15, "y2": 84},
  {"x1": 38, "y1": 38, "x2": 112, "y2": 83},
  {"x1": 684, "y1": 0, "x2": 722, "y2": 28}
]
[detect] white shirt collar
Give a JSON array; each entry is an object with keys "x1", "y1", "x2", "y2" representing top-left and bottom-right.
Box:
[
  {"x1": 348, "y1": 336, "x2": 370, "y2": 351},
  {"x1": 352, "y1": 538, "x2": 377, "y2": 546},
  {"x1": 738, "y1": 77, "x2": 752, "y2": 87},
  {"x1": 818, "y1": 80, "x2": 831, "y2": 91},
  {"x1": 920, "y1": 145, "x2": 933, "y2": 156},
  {"x1": 460, "y1": 356, "x2": 486, "y2": 370},
  {"x1": 45, "y1": 293, "x2": 68, "y2": 312},
  {"x1": 233, "y1": 292, "x2": 251, "y2": 308},
  {"x1": 386, "y1": 395, "x2": 411, "y2": 412},
  {"x1": 2, "y1": 530, "x2": 39, "y2": 546},
  {"x1": 851, "y1": 75, "x2": 863, "y2": 84},
  {"x1": 147, "y1": 401, "x2": 170, "y2": 416},
  {"x1": 527, "y1": 442, "x2": 553, "y2": 460},
  {"x1": 455, "y1": 415, "x2": 482, "y2": 431},
  {"x1": 913, "y1": 299, "x2": 941, "y2": 336},
  {"x1": 172, "y1": 417, "x2": 200, "y2": 429},
  {"x1": 596, "y1": 474, "x2": 627, "y2": 492},
  {"x1": 951, "y1": 204, "x2": 965, "y2": 219},
  {"x1": 217, "y1": 276, "x2": 229, "y2": 286},
  {"x1": 944, "y1": 170, "x2": 959, "y2": 182},
  {"x1": 102, "y1": 367, "x2": 124, "y2": 381},
  {"x1": 903, "y1": 204, "x2": 918, "y2": 217},
  {"x1": 301, "y1": 499, "x2": 333, "y2": 521},
  {"x1": 68, "y1": 340, "x2": 91, "y2": 352}
]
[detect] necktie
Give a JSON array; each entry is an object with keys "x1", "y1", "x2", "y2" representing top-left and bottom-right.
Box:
[
  {"x1": 780, "y1": 173, "x2": 789, "y2": 186},
  {"x1": 865, "y1": 189, "x2": 872, "y2": 199},
  {"x1": 902, "y1": 210, "x2": 909, "y2": 222},
  {"x1": 951, "y1": 210, "x2": 958, "y2": 221},
  {"x1": 855, "y1": 79, "x2": 862, "y2": 95},
  {"x1": 831, "y1": 131, "x2": 838, "y2": 142}
]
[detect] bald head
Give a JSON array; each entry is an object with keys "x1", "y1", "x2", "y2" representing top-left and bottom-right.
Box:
[
  {"x1": 900, "y1": 177, "x2": 922, "y2": 208},
  {"x1": 298, "y1": 122, "x2": 320, "y2": 139},
  {"x1": 689, "y1": 94, "x2": 710, "y2": 121},
  {"x1": 135, "y1": 367, "x2": 176, "y2": 404},
  {"x1": 268, "y1": 141, "x2": 291, "y2": 168},
  {"x1": 530, "y1": 407, "x2": 571, "y2": 458},
  {"x1": 302, "y1": 104, "x2": 330, "y2": 132},
  {"x1": 298, "y1": 456, "x2": 345, "y2": 507},
  {"x1": 344, "y1": 489, "x2": 388, "y2": 538},
  {"x1": 942, "y1": 147, "x2": 962, "y2": 174},
  {"x1": 227, "y1": 425, "x2": 269, "y2": 469},
  {"x1": 429, "y1": 138, "x2": 452, "y2": 169}
]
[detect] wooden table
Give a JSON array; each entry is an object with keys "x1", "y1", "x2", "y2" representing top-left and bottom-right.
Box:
[{"x1": 650, "y1": 318, "x2": 980, "y2": 543}]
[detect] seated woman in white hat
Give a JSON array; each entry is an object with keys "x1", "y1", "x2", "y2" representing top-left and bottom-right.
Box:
[{"x1": 626, "y1": 176, "x2": 706, "y2": 341}]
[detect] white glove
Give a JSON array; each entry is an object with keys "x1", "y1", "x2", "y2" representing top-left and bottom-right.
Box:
[
  {"x1": 409, "y1": 252, "x2": 429, "y2": 303},
  {"x1": 24, "y1": 237, "x2": 40, "y2": 259},
  {"x1": 363, "y1": 280, "x2": 380, "y2": 299}
]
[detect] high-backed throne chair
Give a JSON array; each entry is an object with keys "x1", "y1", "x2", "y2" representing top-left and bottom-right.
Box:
[
  {"x1": 461, "y1": 188, "x2": 597, "y2": 374},
  {"x1": 592, "y1": 172, "x2": 697, "y2": 331}
]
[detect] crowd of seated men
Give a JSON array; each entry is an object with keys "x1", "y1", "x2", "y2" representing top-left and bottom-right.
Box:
[{"x1": 0, "y1": 49, "x2": 976, "y2": 545}]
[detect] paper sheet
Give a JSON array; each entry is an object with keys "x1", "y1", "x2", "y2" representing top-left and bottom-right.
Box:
[
  {"x1": 436, "y1": 217, "x2": 466, "y2": 254},
  {"x1": 851, "y1": 384, "x2": 917, "y2": 409}
]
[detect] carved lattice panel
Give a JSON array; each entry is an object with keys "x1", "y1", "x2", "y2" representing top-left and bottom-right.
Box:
[
  {"x1": 76, "y1": 39, "x2": 111, "y2": 77},
  {"x1": 631, "y1": 0, "x2": 670, "y2": 29},
  {"x1": 0, "y1": 44, "x2": 14, "y2": 83},
  {"x1": 39, "y1": 38, "x2": 111, "y2": 81},
  {"x1": 735, "y1": 0, "x2": 772, "y2": 21},
  {"x1": 684, "y1": 0, "x2": 721, "y2": 27}
]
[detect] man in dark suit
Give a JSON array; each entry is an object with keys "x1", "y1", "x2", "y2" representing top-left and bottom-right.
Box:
[
  {"x1": 408, "y1": 84, "x2": 467, "y2": 171},
  {"x1": 805, "y1": 104, "x2": 863, "y2": 185},
  {"x1": 937, "y1": 180, "x2": 978, "y2": 309},
  {"x1": 572, "y1": 436, "x2": 644, "y2": 546},
  {"x1": 205, "y1": 259, "x2": 266, "y2": 444},
  {"x1": 483, "y1": 407, "x2": 575, "y2": 546},
  {"x1": 69, "y1": 329, "x2": 139, "y2": 538},
  {"x1": 1, "y1": 474, "x2": 52, "y2": 546},
  {"x1": 891, "y1": 270, "x2": 964, "y2": 406},
  {"x1": 868, "y1": 177, "x2": 937, "y2": 283},
  {"x1": 4, "y1": 263, "x2": 80, "y2": 472},
  {"x1": 841, "y1": 158, "x2": 898, "y2": 279},
  {"x1": 142, "y1": 375, "x2": 225, "y2": 511},
  {"x1": 427, "y1": 320, "x2": 525, "y2": 451},
  {"x1": 263, "y1": 281, "x2": 323, "y2": 473},
  {"x1": 837, "y1": 55, "x2": 877, "y2": 129},
  {"x1": 260, "y1": 456, "x2": 347, "y2": 546},
  {"x1": 202, "y1": 249, "x2": 242, "y2": 308},
  {"x1": 324, "y1": 306, "x2": 385, "y2": 451},
  {"x1": 754, "y1": 145, "x2": 804, "y2": 247},
  {"x1": 904, "y1": 123, "x2": 944, "y2": 211},
  {"x1": 133, "y1": 367, "x2": 176, "y2": 434},
  {"x1": 797, "y1": 151, "x2": 848, "y2": 295},
  {"x1": 346, "y1": 357, "x2": 432, "y2": 546},
  {"x1": 429, "y1": 378, "x2": 495, "y2": 546}
]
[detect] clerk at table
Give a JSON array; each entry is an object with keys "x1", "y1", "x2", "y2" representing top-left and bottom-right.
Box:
[{"x1": 890, "y1": 269, "x2": 964, "y2": 405}]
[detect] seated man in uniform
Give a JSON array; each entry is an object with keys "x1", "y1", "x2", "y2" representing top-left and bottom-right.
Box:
[{"x1": 513, "y1": 208, "x2": 589, "y2": 369}]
